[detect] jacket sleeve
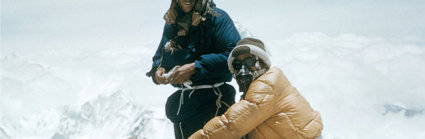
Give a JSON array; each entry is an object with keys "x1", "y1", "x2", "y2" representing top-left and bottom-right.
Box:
[
  {"x1": 189, "y1": 81, "x2": 275, "y2": 139},
  {"x1": 146, "y1": 23, "x2": 172, "y2": 84},
  {"x1": 192, "y1": 10, "x2": 241, "y2": 81}
]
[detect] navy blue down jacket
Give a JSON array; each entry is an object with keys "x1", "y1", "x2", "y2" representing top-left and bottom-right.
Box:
[{"x1": 146, "y1": 8, "x2": 241, "y2": 86}]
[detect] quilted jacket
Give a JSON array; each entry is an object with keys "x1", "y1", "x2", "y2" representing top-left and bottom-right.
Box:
[{"x1": 189, "y1": 67, "x2": 323, "y2": 139}]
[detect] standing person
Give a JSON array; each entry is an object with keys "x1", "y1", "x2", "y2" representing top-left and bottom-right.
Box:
[
  {"x1": 189, "y1": 38, "x2": 323, "y2": 139},
  {"x1": 146, "y1": 0, "x2": 241, "y2": 138}
]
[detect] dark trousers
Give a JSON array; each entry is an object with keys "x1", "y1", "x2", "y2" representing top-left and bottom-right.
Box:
[{"x1": 166, "y1": 84, "x2": 236, "y2": 139}]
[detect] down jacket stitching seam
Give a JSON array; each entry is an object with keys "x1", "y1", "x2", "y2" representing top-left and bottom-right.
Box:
[
  {"x1": 203, "y1": 117, "x2": 229, "y2": 136},
  {"x1": 264, "y1": 122, "x2": 285, "y2": 138},
  {"x1": 223, "y1": 102, "x2": 260, "y2": 137},
  {"x1": 253, "y1": 79, "x2": 273, "y2": 104},
  {"x1": 299, "y1": 111, "x2": 322, "y2": 138},
  {"x1": 281, "y1": 112, "x2": 301, "y2": 136},
  {"x1": 253, "y1": 127, "x2": 267, "y2": 139}
]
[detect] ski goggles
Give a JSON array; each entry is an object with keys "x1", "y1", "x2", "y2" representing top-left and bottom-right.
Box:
[{"x1": 232, "y1": 56, "x2": 257, "y2": 70}]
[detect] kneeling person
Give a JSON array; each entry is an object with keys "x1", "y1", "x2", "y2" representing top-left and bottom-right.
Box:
[{"x1": 189, "y1": 38, "x2": 323, "y2": 139}]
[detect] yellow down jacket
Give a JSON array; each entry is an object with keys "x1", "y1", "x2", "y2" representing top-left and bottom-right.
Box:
[{"x1": 189, "y1": 67, "x2": 323, "y2": 139}]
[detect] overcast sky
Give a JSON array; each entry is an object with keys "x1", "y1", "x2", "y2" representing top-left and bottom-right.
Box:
[{"x1": 2, "y1": 0, "x2": 425, "y2": 53}]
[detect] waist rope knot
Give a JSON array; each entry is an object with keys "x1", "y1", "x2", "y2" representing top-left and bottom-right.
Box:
[
  {"x1": 213, "y1": 87, "x2": 222, "y2": 116},
  {"x1": 175, "y1": 82, "x2": 226, "y2": 116},
  {"x1": 213, "y1": 85, "x2": 231, "y2": 116}
]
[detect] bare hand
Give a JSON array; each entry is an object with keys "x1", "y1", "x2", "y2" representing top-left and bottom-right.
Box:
[
  {"x1": 169, "y1": 63, "x2": 195, "y2": 84},
  {"x1": 154, "y1": 67, "x2": 169, "y2": 84}
]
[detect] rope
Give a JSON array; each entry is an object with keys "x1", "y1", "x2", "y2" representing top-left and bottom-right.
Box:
[
  {"x1": 176, "y1": 85, "x2": 185, "y2": 116},
  {"x1": 179, "y1": 122, "x2": 184, "y2": 139},
  {"x1": 213, "y1": 86, "x2": 223, "y2": 116},
  {"x1": 176, "y1": 82, "x2": 225, "y2": 116}
]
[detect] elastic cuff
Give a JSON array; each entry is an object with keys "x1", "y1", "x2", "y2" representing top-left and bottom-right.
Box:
[{"x1": 191, "y1": 60, "x2": 203, "y2": 81}]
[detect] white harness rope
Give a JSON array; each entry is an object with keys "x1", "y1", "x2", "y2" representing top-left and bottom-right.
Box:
[
  {"x1": 175, "y1": 82, "x2": 229, "y2": 116},
  {"x1": 175, "y1": 82, "x2": 231, "y2": 139}
]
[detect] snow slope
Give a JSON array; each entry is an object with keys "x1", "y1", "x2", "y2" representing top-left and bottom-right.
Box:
[
  {"x1": 2, "y1": 0, "x2": 425, "y2": 138},
  {"x1": 1, "y1": 45, "x2": 174, "y2": 138},
  {"x1": 268, "y1": 33, "x2": 425, "y2": 138},
  {"x1": 2, "y1": 32, "x2": 425, "y2": 138}
]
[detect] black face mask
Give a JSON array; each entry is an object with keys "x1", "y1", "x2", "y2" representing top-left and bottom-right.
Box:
[
  {"x1": 233, "y1": 56, "x2": 268, "y2": 93},
  {"x1": 235, "y1": 65, "x2": 253, "y2": 93}
]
